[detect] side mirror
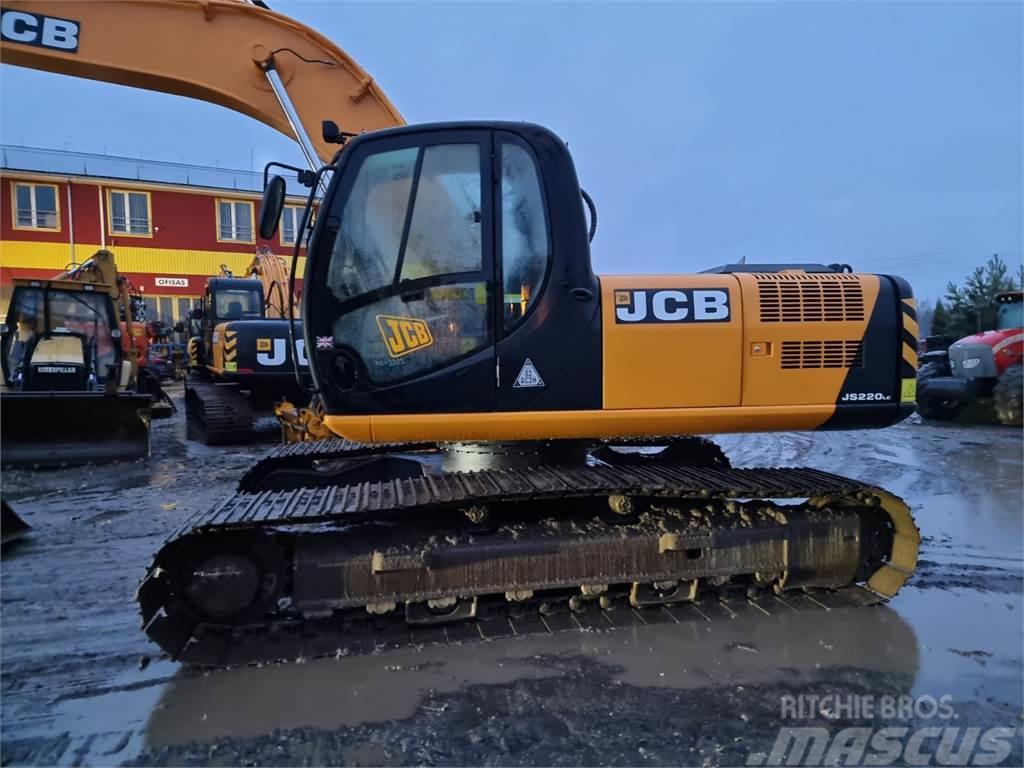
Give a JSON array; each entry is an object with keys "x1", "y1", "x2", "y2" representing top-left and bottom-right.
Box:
[
  {"x1": 259, "y1": 175, "x2": 287, "y2": 240},
  {"x1": 190, "y1": 307, "x2": 204, "y2": 321},
  {"x1": 173, "y1": 321, "x2": 185, "y2": 334}
]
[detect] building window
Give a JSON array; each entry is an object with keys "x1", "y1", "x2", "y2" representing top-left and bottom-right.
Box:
[
  {"x1": 12, "y1": 182, "x2": 59, "y2": 230},
  {"x1": 217, "y1": 199, "x2": 254, "y2": 243},
  {"x1": 108, "y1": 189, "x2": 152, "y2": 235},
  {"x1": 280, "y1": 205, "x2": 312, "y2": 247},
  {"x1": 176, "y1": 297, "x2": 192, "y2": 324}
]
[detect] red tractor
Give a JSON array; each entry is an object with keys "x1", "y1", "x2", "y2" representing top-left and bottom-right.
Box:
[{"x1": 917, "y1": 291, "x2": 1023, "y2": 425}]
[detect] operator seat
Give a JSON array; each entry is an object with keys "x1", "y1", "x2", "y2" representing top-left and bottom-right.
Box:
[{"x1": 224, "y1": 301, "x2": 244, "y2": 320}]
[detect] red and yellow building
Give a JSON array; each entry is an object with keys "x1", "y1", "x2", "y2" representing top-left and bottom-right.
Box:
[{"x1": 1, "y1": 146, "x2": 311, "y2": 325}]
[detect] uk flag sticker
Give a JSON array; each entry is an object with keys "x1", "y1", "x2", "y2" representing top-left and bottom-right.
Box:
[{"x1": 316, "y1": 335, "x2": 334, "y2": 350}]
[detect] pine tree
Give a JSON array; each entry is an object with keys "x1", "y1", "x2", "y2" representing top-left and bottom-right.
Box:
[
  {"x1": 931, "y1": 299, "x2": 949, "y2": 338},
  {"x1": 942, "y1": 254, "x2": 1018, "y2": 339}
]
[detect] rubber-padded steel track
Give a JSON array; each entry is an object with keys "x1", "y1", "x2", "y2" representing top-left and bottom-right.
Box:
[
  {"x1": 185, "y1": 380, "x2": 256, "y2": 445},
  {"x1": 138, "y1": 460, "x2": 919, "y2": 667},
  {"x1": 202, "y1": 465, "x2": 860, "y2": 532},
  {"x1": 237, "y1": 437, "x2": 436, "y2": 492}
]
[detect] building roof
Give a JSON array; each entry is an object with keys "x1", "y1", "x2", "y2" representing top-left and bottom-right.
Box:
[{"x1": 0, "y1": 144, "x2": 314, "y2": 199}]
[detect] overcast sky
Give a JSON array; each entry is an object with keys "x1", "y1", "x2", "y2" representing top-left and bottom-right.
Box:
[{"x1": 1, "y1": 1, "x2": 1021, "y2": 301}]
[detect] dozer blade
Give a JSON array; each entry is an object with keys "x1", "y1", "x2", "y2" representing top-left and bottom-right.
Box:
[
  {"x1": 1, "y1": 391, "x2": 151, "y2": 467},
  {"x1": 1, "y1": 499, "x2": 30, "y2": 546}
]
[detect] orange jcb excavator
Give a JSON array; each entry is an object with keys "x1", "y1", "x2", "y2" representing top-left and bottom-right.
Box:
[{"x1": 2, "y1": 0, "x2": 921, "y2": 666}]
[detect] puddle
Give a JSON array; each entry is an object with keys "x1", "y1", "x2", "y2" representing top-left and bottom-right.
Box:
[{"x1": 133, "y1": 603, "x2": 916, "y2": 749}]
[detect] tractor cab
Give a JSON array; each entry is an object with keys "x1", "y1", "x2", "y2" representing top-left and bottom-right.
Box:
[{"x1": 995, "y1": 291, "x2": 1023, "y2": 332}]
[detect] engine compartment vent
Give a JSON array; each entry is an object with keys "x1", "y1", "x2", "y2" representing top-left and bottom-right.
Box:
[
  {"x1": 757, "y1": 275, "x2": 865, "y2": 323},
  {"x1": 780, "y1": 340, "x2": 864, "y2": 369}
]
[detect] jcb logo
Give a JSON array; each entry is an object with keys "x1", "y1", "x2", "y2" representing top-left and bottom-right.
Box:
[
  {"x1": 614, "y1": 288, "x2": 730, "y2": 324},
  {"x1": 1, "y1": 10, "x2": 79, "y2": 52},
  {"x1": 377, "y1": 315, "x2": 433, "y2": 358},
  {"x1": 255, "y1": 338, "x2": 308, "y2": 367}
]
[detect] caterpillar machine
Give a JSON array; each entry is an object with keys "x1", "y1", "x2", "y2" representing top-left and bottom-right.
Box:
[
  {"x1": 1, "y1": 0, "x2": 921, "y2": 665},
  {"x1": 0, "y1": 248, "x2": 169, "y2": 466},
  {"x1": 183, "y1": 247, "x2": 310, "y2": 444}
]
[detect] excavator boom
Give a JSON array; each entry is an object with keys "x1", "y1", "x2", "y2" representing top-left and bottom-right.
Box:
[{"x1": 0, "y1": 0, "x2": 404, "y2": 164}]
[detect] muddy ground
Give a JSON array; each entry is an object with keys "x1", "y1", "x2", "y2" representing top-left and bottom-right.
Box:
[{"x1": 1, "y1": 385, "x2": 1021, "y2": 766}]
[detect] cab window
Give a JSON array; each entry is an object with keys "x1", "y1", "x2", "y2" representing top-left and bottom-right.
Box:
[
  {"x1": 324, "y1": 141, "x2": 489, "y2": 384},
  {"x1": 996, "y1": 300, "x2": 1022, "y2": 331},
  {"x1": 214, "y1": 288, "x2": 263, "y2": 319},
  {"x1": 500, "y1": 142, "x2": 548, "y2": 329},
  {"x1": 332, "y1": 282, "x2": 489, "y2": 383},
  {"x1": 3, "y1": 287, "x2": 118, "y2": 384},
  {"x1": 399, "y1": 144, "x2": 482, "y2": 280},
  {"x1": 327, "y1": 144, "x2": 483, "y2": 301},
  {"x1": 328, "y1": 147, "x2": 419, "y2": 301}
]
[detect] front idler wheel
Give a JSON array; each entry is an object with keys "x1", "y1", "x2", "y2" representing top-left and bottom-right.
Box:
[{"x1": 180, "y1": 534, "x2": 285, "y2": 626}]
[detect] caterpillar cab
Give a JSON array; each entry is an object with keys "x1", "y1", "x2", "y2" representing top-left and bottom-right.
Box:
[
  {"x1": 136, "y1": 121, "x2": 922, "y2": 666},
  {"x1": 0, "y1": 278, "x2": 151, "y2": 466}
]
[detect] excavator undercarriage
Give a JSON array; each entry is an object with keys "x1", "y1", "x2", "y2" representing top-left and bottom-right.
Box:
[
  {"x1": 184, "y1": 378, "x2": 263, "y2": 445},
  {"x1": 138, "y1": 438, "x2": 918, "y2": 666}
]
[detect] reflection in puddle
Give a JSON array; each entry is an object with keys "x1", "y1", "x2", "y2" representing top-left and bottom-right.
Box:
[{"x1": 142, "y1": 602, "x2": 917, "y2": 749}]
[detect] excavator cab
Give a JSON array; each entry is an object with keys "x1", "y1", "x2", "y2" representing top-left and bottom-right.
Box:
[
  {"x1": 295, "y1": 122, "x2": 600, "y2": 429},
  {"x1": 0, "y1": 280, "x2": 151, "y2": 466},
  {"x1": 188, "y1": 278, "x2": 266, "y2": 368}
]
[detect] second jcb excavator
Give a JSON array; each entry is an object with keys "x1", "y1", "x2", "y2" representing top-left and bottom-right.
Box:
[
  {"x1": 183, "y1": 248, "x2": 310, "y2": 443},
  {"x1": 1, "y1": 0, "x2": 920, "y2": 666}
]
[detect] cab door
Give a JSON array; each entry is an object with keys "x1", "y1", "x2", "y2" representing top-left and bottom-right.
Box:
[
  {"x1": 493, "y1": 131, "x2": 602, "y2": 412},
  {"x1": 308, "y1": 129, "x2": 497, "y2": 415}
]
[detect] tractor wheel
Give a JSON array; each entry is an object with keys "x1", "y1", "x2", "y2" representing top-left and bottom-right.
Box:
[
  {"x1": 993, "y1": 363, "x2": 1023, "y2": 427},
  {"x1": 916, "y1": 361, "x2": 963, "y2": 421}
]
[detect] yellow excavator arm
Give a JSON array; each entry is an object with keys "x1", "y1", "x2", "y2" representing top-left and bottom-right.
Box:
[
  {"x1": 245, "y1": 246, "x2": 296, "y2": 319},
  {"x1": 218, "y1": 246, "x2": 297, "y2": 318},
  {"x1": 0, "y1": 0, "x2": 404, "y2": 165}
]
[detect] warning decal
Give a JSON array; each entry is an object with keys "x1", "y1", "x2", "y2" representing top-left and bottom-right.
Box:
[{"x1": 513, "y1": 358, "x2": 545, "y2": 388}]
